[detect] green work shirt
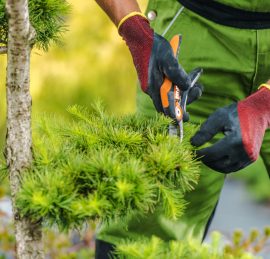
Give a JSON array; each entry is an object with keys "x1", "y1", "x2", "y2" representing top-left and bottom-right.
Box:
[
  {"x1": 97, "y1": 0, "x2": 270, "y2": 248},
  {"x1": 216, "y1": 0, "x2": 270, "y2": 12}
]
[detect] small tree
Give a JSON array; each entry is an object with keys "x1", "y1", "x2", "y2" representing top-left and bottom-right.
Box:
[
  {"x1": 0, "y1": 0, "x2": 69, "y2": 257},
  {"x1": 16, "y1": 105, "x2": 200, "y2": 230}
]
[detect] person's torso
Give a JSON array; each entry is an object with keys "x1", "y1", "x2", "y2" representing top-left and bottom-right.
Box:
[
  {"x1": 215, "y1": 0, "x2": 270, "y2": 12},
  {"x1": 152, "y1": 0, "x2": 270, "y2": 13}
]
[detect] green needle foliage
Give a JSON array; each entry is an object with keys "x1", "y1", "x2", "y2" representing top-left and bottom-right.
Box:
[
  {"x1": 116, "y1": 232, "x2": 260, "y2": 259},
  {"x1": 15, "y1": 103, "x2": 200, "y2": 231},
  {"x1": 0, "y1": 0, "x2": 70, "y2": 50},
  {"x1": 0, "y1": 0, "x2": 7, "y2": 45}
]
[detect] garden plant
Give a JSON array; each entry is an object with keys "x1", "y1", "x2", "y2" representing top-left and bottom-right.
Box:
[
  {"x1": 16, "y1": 104, "x2": 200, "y2": 230},
  {"x1": 14, "y1": 104, "x2": 261, "y2": 258}
]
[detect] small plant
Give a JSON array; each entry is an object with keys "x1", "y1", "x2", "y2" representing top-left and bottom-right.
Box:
[
  {"x1": 224, "y1": 227, "x2": 270, "y2": 256},
  {"x1": 116, "y1": 232, "x2": 259, "y2": 259},
  {"x1": 15, "y1": 104, "x2": 200, "y2": 231}
]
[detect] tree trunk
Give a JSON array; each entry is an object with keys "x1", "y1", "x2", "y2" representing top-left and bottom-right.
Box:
[{"x1": 5, "y1": 0, "x2": 44, "y2": 258}]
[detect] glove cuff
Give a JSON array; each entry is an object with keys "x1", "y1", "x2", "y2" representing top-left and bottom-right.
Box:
[
  {"x1": 118, "y1": 13, "x2": 153, "y2": 43},
  {"x1": 118, "y1": 12, "x2": 147, "y2": 30},
  {"x1": 240, "y1": 86, "x2": 270, "y2": 120},
  {"x1": 118, "y1": 13, "x2": 154, "y2": 91},
  {"x1": 238, "y1": 86, "x2": 270, "y2": 161},
  {"x1": 238, "y1": 84, "x2": 270, "y2": 125},
  {"x1": 258, "y1": 82, "x2": 270, "y2": 91}
]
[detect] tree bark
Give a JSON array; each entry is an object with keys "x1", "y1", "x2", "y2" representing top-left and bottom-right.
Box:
[{"x1": 5, "y1": 0, "x2": 44, "y2": 258}]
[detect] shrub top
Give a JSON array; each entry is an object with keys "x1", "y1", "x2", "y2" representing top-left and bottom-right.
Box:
[
  {"x1": 0, "y1": 0, "x2": 70, "y2": 50},
  {"x1": 15, "y1": 104, "x2": 200, "y2": 231}
]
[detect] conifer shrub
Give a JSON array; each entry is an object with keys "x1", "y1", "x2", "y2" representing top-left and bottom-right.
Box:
[
  {"x1": 116, "y1": 232, "x2": 260, "y2": 259},
  {"x1": 15, "y1": 104, "x2": 200, "y2": 231},
  {"x1": 0, "y1": 0, "x2": 70, "y2": 50}
]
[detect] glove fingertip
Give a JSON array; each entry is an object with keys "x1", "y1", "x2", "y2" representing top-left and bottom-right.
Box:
[
  {"x1": 183, "y1": 112, "x2": 190, "y2": 122},
  {"x1": 190, "y1": 136, "x2": 200, "y2": 147},
  {"x1": 195, "y1": 149, "x2": 205, "y2": 159},
  {"x1": 187, "y1": 87, "x2": 202, "y2": 105},
  {"x1": 195, "y1": 82, "x2": 204, "y2": 92},
  {"x1": 190, "y1": 132, "x2": 206, "y2": 147}
]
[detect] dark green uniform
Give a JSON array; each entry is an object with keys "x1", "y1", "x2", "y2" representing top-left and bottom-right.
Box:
[{"x1": 97, "y1": 0, "x2": 270, "y2": 245}]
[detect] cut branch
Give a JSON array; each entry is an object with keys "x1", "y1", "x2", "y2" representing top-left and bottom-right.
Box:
[{"x1": 5, "y1": 0, "x2": 43, "y2": 258}]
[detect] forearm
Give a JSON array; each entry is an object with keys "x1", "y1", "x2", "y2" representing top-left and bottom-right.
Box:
[{"x1": 95, "y1": 0, "x2": 141, "y2": 26}]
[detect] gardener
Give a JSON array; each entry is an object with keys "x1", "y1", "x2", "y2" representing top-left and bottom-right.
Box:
[{"x1": 94, "y1": 0, "x2": 270, "y2": 258}]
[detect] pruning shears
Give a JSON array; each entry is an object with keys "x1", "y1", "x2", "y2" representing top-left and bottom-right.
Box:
[{"x1": 160, "y1": 35, "x2": 203, "y2": 142}]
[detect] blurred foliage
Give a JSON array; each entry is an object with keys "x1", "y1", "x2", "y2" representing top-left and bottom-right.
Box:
[
  {"x1": 0, "y1": 209, "x2": 96, "y2": 258},
  {"x1": 0, "y1": 214, "x2": 15, "y2": 258},
  {"x1": 43, "y1": 228, "x2": 95, "y2": 258},
  {"x1": 232, "y1": 158, "x2": 270, "y2": 201},
  {"x1": 15, "y1": 104, "x2": 199, "y2": 230},
  {"x1": 1, "y1": 205, "x2": 268, "y2": 258},
  {"x1": 224, "y1": 227, "x2": 270, "y2": 256},
  {"x1": 116, "y1": 232, "x2": 260, "y2": 259},
  {"x1": 0, "y1": 178, "x2": 9, "y2": 199}
]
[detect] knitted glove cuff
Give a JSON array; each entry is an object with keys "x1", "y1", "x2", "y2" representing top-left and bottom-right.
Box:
[{"x1": 118, "y1": 14, "x2": 154, "y2": 91}]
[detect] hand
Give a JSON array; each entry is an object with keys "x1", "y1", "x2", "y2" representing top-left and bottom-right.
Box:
[
  {"x1": 191, "y1": 85, "x2": 270, "y2": 173},
  {"x1": 118, "y1": 13, "x2": 202, "y2": 114}
]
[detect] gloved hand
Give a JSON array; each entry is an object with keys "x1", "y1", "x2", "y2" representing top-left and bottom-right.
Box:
[
  {"x1": 118, "y1": 13, "x2": 203, "y2": 114},
  {"x1": 191, "y1": 84, "x2": 270, "y2": 174}
]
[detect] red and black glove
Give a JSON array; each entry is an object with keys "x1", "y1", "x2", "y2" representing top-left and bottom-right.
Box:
[
  {"x1": 118, "y1": 13, "x2": 203, "y2": 115},
  {"x1": 191, "y1": 84, "x2": 270, "y2": 173}
]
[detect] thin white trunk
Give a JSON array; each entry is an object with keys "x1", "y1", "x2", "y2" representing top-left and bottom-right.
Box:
[{"x1": 5, "y1": 0, "x2": 44, "y2": 258}]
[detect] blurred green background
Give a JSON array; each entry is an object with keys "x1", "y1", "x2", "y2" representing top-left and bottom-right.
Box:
[{"x1": 0, "y1": 0, "x2": 147, "y2": 150}]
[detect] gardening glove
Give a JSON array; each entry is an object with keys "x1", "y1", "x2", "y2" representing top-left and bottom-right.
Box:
[
  {"x1": 191, "y1": 83, "x2": 270, "y2": 174},
  {"x1": 118, "y1": 12, "x2": 203, "y2": 115}
]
